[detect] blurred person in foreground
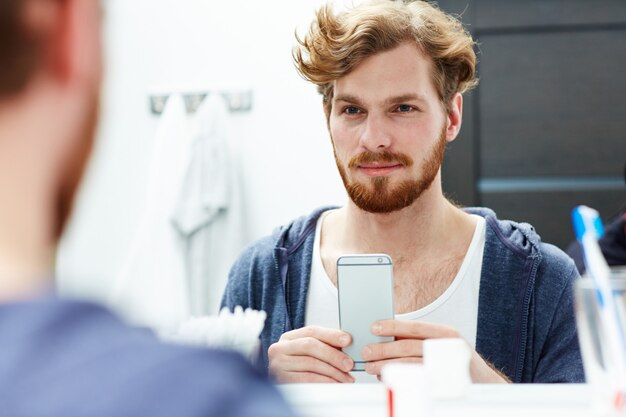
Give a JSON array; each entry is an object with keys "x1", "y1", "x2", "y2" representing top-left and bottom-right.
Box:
[
  {"x1": 0, "y1": 0, "x2": 293, "y2": 416},
  {"x1": 222, "y1": 0, "x2": 584, "y2": 384}
]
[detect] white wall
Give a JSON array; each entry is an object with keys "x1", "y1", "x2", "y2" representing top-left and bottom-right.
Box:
[{"x1": 56, "y1": 0, "x2": 348, "y2": 303}]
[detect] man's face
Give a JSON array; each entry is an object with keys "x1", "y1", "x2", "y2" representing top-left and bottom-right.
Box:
[{"x1": 329, "y1": 42, "x2": 453, "y2": 214}]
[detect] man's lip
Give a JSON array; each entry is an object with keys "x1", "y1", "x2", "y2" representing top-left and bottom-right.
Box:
[
  {"x1": 358, "y1": 163, "x2": 403, "y2": 169},
  {"x1": 357, "y1": 164, "x2": 403, "y2": 176}
]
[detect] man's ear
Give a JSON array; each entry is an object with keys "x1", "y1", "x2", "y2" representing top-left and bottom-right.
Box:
[
  {"x1": 27, "y1": 0, "x2": 101, "y2": 86},
  {"x1": 22, "y1": 0, "x2": 69, "y2": 82},
  {"x1": 67, "y1": 0, "x2": 102, "y2": 86},
  {"x1": 445, "y1": 92, "x2": 463, "y2": 143}
]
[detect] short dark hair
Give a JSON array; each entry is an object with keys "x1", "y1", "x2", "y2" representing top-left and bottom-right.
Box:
[{"x1": 0, "y1": 0, "x2": 42, "y2": 97}]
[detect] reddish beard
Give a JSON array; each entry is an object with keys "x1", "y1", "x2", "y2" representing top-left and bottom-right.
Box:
[
  {"x1": 334, "y1": 126, "x2": 447, "y2": 214},
  {"x1": 54, "y1": 93, "x2": 99, "y2": 239}
]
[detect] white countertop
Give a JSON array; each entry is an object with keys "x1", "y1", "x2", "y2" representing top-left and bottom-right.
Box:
[{"x1": 279, "y1": 383, "x2": 603, "y2": 417}]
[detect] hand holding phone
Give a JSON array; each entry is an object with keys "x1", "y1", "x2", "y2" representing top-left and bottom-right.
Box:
[
  {"x1": 337, "y1": 254, "x2": 395, "y2": 371},
  {"x1": 267, "y1": 325, "x2": 355, "y2": 383}
]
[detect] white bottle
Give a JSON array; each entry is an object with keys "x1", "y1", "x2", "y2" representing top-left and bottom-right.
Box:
[
  {"x1": 423, "y1": 338, "x2": 472, "y2": 399},
  {"x1": 381, "y1": 363, "x2": 429, "y2": 417}
]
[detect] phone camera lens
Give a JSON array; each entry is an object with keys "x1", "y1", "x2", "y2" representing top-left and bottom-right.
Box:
[{"x1": 377, "y1": 257, "x2": 383, "y2": 263}]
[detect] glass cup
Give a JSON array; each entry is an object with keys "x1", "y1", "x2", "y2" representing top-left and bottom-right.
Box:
[{"x1": 574, "y1": 267, "x2": 626, "y2": 414}]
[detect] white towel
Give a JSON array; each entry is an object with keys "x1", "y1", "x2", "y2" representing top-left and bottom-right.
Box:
[
  {"x1": 172, "y1": 94, "x2": 246, "y2": 315},
  {"x1": 110, "y1": 94, "x2": 192, "y2": 332}
]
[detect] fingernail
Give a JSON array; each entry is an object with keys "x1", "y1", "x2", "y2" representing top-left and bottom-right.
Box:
[
  {"x1": 372, "y1": 323, "x2": 381, "y2": 334},
  {"x1": 339, "y1": 335, "x2": 350, "y2": 346},
  {"x1": 362, "y1": 346, "x2": 372, "y2": 360},
  {"x1": 343, "y1": 358, "x2": 353, "y2": 371}
]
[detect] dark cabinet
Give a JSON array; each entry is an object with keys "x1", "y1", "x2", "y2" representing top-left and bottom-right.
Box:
[{"x1": 438, "y1": 0, "x2": 626, "y2": 248}]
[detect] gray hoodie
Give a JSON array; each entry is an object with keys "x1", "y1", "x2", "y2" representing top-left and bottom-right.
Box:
[{"x1": 222, "y1": 206, "x2": 584, "y2": 383}]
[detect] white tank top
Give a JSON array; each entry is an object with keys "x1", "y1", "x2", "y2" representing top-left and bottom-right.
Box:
[{"x1": 304, "y1": 210, "x2": 486, "y2": 347}]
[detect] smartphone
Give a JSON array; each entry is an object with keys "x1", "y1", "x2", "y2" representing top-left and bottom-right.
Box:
[{"x1": 337, "y1": 254, "x2": 395, "y2": 371}]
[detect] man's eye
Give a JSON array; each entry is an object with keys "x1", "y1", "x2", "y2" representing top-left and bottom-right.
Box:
[
  {"x1": 344, "y1": 106, "x2": 361, "y2": 115},
  {"x1": 396, "y1": 104, "x2": 414, "y2": 112}
]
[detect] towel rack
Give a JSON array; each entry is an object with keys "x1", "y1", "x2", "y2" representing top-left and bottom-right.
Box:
[{"x1": 149, "y1": 90, "x2": 253, "y2": 115}]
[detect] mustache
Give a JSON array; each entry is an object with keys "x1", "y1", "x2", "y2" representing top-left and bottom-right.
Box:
[{"x1": 348, "y1": 150, "x2": 414, "y2": 169}]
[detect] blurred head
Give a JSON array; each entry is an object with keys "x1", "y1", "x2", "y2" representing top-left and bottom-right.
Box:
[
  {"x1": 293, "y1": 0, "x2": 477, "y2": 123},
  {"x1": 0, "y1": 0, "x2": 102, "y2": 238}
]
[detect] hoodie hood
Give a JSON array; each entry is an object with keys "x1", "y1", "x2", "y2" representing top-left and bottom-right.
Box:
[
  {"x1": 275, "y1": 205, "x2": 543, "y2": 260},
  {"x1": 465, "y1": 207, "x2": 542, "y2": 258},
  {"x1": 273, "y1": 206, "x2": 337, "y2": 254}
]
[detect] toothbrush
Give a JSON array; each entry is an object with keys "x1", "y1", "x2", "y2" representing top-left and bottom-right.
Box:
[{"x1": 573, "y1": 205, "x2": 626, "y2": 408}]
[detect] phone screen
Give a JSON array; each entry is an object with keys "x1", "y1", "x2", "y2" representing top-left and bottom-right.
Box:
[{"x1": 337, "y1": 254, "x2": 395, "y2": 371}]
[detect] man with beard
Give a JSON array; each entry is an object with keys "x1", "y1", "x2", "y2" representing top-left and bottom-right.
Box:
[
  {"x1": 222, "y1": 0, "x2": 584, "y2": 384},
  {"x1": 0, "y1": 1, "x2": 294, "y2": 415}
]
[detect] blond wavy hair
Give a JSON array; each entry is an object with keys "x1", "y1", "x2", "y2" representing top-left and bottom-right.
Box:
[{"x1": 293, "y1": 0, "x2": 478, "y2": 120}]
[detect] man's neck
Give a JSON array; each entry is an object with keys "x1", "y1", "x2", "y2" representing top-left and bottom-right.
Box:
[
  {"x1": 0, "y1": 205, "x2": 54, "y2": 301},
  {"x1": 0, "y1": 254, "x2": 52, "y2": 302},
  {"x1": 0, "y1": 203, "x2": 56, "y2": 303},
  {"x1": 320, "y1": 186, "x2": 478, "y2": 312},
  {"x1": 324, "y1": 188, "x2": 473, "y2": 265},
  {"x1": 0, "y1": 98, "x2": 58, "y2": 302}
]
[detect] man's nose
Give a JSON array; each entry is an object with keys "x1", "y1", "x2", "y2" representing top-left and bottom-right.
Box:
[{"x1": 359, "y1": 112, "x2": 392, "y2": 151}]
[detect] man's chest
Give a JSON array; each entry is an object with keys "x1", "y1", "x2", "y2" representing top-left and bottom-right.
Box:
[
  {"x1": 391, "y1": 258, "x2": 464, "y2": 313},
  {"x1": 323, "y1": 255, "x2": 464, "y2": 314}
]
